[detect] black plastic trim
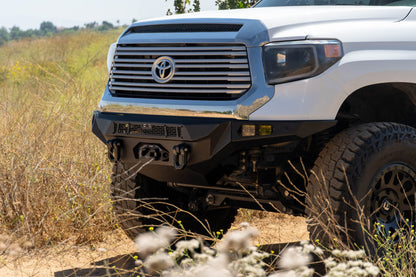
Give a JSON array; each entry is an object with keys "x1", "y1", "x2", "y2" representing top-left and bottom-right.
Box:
[{"x1": 127, "y1": 24, "x2": 243, "y2": 34}]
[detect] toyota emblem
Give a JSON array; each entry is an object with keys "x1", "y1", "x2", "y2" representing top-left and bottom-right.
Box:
[{"x1": 152, "y1": 56, "x2": 175, "y2": 83}]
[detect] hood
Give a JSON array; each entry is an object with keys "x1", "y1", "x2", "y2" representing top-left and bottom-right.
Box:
[
  {"x1": 139, "y1": 6, "x2": 411, "y2": 27},
  {"x1": 121, "y1": 6, "x2": 412, "y2": 46}
]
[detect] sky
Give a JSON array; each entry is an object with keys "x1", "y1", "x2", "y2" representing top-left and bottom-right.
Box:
[{"x1": 0, "y1": 0, "x2": 218, "y2": 30}]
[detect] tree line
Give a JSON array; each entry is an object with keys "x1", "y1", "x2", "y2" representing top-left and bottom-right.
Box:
[
  {"x1": 0, "y1": 0, "x2": 257, "y2": 46},
  {"x1": 0, "y1": 20, "x2": 119, "y2": 46},
  {"x1": 167, "y1": 0, "x2": 257, "y2": 14}
]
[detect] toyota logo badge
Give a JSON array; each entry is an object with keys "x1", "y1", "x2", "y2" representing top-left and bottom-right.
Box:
[{"x1": 152, "y1": 56, "x2": 175, "y2": 83}]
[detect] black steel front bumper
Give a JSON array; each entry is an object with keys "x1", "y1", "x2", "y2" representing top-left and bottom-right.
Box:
[{"x1": 92, "y1": 111, "x2": 336, "y2": 185}]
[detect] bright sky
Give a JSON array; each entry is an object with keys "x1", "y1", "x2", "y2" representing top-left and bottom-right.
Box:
[{"x1": 1, "y1": 0, "x2": 218, "y2": 30}]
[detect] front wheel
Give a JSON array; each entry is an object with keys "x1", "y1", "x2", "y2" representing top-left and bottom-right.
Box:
[
  {"x1": 307, "y1": 122, "x2": 416, "y2": 250},
  {"x1": 111, "y1": 163, "x2": 237, "y2": 240}
]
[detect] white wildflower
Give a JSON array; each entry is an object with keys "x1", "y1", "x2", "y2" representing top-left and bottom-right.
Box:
[
  {"x1": 347, "y1": 266, "x2": 367, "y2": 276},
  {"x1": 192, "y1": 245, "x2": 217, "y2": 264},
  {"x1": 163, "y1": 271, "x2": 182, "y2": 277},
  {"x1": 228, "y1": 249, "x2": 268, "y2": 276},
  {"x1": 180, "y1": 258, "x2": 194, "y2": 267},
  {"x1": 175, "y1": 239, "x2": 200, "y2": 253},
  {"x1": 299, "y1": 241, "x2": 323, "y2": 256},
  {"x1": 331, "y1": 262, "x2": 348, "y2": 272},
  {"x1": 219, "y1": 227, "x2": 258, "y2": 253},
  {"x1": 209, "y1": 253, "x2": 230, "y2": 270},
  {"x1": 135, "y1": 259, "x2": 143, "y2": 266},
  {"x1": 269, "y1": 266, "x2": 313, "y2": 277},
  {"x1": 170, "y1": 239, "x2": 202, "y2": 260},
  {"x1": 135, "y1": 226, "x2": 176, "y2": 257},
  {"x1": 299, "y1": 266, "x2": 315, "y2": 277},
  {"x1": 201, "y1": 245, "x2": 216, "y2": 256},
  {"x1": 193, "y1": 252, "x2": 213, "y2": 263},
  {"x1": 195, "y1": 266, "x2": 233, "y2": 277},
  {"x1": 157, "y1": 226, "x2": 177, "y2": 241},
  {"x1": 331, "y1": 249, "x2": 341, "y2": 257},
  {"x1": 347, "y1": 260, "x2": 362, "y2": 267},
  {"x1": 324, "y1": 257, "x2": 337, "y2": 268},
  {"x1": 144, "y1": 252, "x2": 174, "y2": 272},
  {"x1": 364, "y1": 264, "x2": 380, "y2": 276},
  {"x1": 344, "y1": 249, "x2": 365, "y2": 259},
  {"x1": 189, "y1": 253, "x2": 232, "y2": 277},
  {"x1": 268, "y1": 270, "x2": 298, "y2": 277},
  {"x1": 302, "y1": 243, "x2": 315, "y2": 254},
  {"x1": 313, "y1": 246, "x2": 324, "y2": 256},
  {"x1": 279, "y1": 246, "x2": 311, "y2": 270}
]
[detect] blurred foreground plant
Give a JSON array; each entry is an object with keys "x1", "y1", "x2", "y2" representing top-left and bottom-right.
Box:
[{"x1": 132, "y1": 224, "x2": 379, "y2": 277}]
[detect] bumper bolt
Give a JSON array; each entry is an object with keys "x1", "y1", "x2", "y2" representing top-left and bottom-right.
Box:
[{"x1": 206, "y1": 194, "x2": 215, "y2": 205}]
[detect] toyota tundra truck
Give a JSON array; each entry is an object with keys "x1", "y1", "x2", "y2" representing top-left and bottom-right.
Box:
[{"x1": 92, "y1": 0, "x2": 416, "y2": 246}]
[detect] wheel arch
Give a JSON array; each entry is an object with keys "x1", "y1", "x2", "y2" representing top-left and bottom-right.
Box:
[{"x1": 336, "y1": 82, "x2": 416, "y2": 128}]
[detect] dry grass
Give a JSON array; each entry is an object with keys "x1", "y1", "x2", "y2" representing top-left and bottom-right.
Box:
[
  {"x1": 0, "y1": 30, "x2": 122, "y2": 246},
  {"x1": 233, "y1": 210, "x2": 309, "y2": 245}
]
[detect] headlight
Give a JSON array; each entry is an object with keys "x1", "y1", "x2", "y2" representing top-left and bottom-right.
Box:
[
  {"x1": 263, "y1": 40, "x2": 343, "y2": 84},
  {"x1": 107, "y1": 43, "x2": 117, "y2": 75}
]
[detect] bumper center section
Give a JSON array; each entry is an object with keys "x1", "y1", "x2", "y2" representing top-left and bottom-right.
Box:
[{"x1": 92, "y1": 111, "x2": 336, "y2": 184}]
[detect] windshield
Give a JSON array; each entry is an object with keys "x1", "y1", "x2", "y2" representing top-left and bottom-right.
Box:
[{"x1": 255, "y1": 0, "x2": 416, "y2": 6}]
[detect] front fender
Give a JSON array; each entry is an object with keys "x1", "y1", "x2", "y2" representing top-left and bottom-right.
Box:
[{"x1": 250, "y1": 49, "x2": 416, "y2": 121}]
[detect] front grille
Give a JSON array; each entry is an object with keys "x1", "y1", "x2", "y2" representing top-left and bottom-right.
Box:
[{"x1": 109, "y1": 43, "x2": 251, "y2": 100}]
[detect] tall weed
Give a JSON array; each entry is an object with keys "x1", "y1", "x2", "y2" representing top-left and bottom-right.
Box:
[{"x1": 0, "y1": 30, "x2": 121, "y2": 246}]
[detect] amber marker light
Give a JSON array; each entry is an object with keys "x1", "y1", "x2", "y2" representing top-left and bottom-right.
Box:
[
  {"x1": 258, "y1": 125, "x2": 273, "y2": 136},
  {"x1": 241, "y1": 124, "x2": 273, "y2": 137},
  {"x1": 324, "y1": 44, "x2": 342, "y2": 58}
]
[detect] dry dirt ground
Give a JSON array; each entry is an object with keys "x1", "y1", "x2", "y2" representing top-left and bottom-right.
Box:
[{"x1": 0, "y1": 212, "x2": 308, "y2": 277}]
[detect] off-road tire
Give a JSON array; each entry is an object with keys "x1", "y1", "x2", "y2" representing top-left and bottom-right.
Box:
[
  {"x1": 306, "y1": 122, "x2": 416, "y2": 250},
  {"x1": 111, "y1": 163, "x2": 237, "y2": 240}
]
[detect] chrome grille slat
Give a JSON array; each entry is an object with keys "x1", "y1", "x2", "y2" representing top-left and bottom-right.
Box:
[
  {"x1": 176, "y1": 58, "x2": 248, "y2": 64},
  {"x1": 110, "y1": 81, "x2": 249, "y2": 89},
  {"x1": 174, "y1": 71, "x2": 250, "y2": 76},
  {"x1": 110, "y1": 86, "x2": 244, "y2": 94},
  {"x1": 113, "y1": 63, "x2": 153, "y2": 68},
  {"x1": 114, "y1": 58, "x2": 248, "y2": 64},
  {"x1": 111, "y1": 75, "x2": 154, "y2": 80},
  {"x1": 111, "y1": 75, "x2": 251, "y2": 82},
  {"x1": 112, "y1": 70, "x2": 250, "y2": 76},
  {"x1": 175, "y1": 64, "x2": 249, "y2": 69},
  {"x1": 173, "y1": 76, "x2": 251, "y2": 81},
  {"x1": 115, "y1": 51, "x2": 247, "y2": 56},
  {"x1": 113, "y1": 63, "x2": 248, "y2": 69},
  {"x1": 109, "y1": 43, "x2": 251, "y2": 100},
  {"x1": 114, "y1": 58, "x2": 154, "y2": 63},
  {"x1": 112, "y1": 70, "x2": 151, "y2": 75}
]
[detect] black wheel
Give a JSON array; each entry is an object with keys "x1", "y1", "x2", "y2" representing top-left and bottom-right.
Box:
[
  {"x1": 307, "y1": 122, "x2": 416, "y2": 250},
  {"x1": 111, "y1": 163, "x2": 237, "y2": 240}
]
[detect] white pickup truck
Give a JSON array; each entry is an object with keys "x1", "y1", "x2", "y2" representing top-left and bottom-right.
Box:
[{"x1": 92, "y1": 0, "x2": 416, "y2": 246}]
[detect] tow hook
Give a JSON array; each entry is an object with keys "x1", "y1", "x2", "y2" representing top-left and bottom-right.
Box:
[
  {"x1": 173, "y1": 144, "x2": 190, "y2": 170},
  {"x1": 107, "y1": 139, "x2": 122, "y2": 162}
]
